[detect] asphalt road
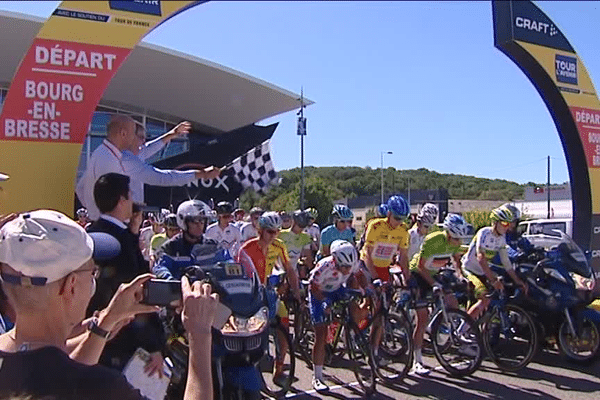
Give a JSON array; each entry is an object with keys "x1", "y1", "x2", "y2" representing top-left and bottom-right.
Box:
[{"x1": 270, "y1": 348, "x2": 600, "y2": 400}]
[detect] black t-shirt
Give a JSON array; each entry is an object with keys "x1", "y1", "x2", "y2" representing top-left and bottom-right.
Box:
[{"x1": 0, "y1": 347, "x2": 146, "y2": 400}]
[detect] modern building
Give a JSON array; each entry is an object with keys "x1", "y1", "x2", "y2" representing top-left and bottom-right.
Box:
[{"x1": 0, "y1": 10, "x2": 313, "y2": 207}]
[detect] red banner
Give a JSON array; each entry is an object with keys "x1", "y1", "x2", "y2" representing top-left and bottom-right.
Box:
[
  {"x1": 571, "y1": 106, "x2": 600, "y2": 169},
  {"x1": 1, "y1": 38, "x2": 130, "y2": 144}
]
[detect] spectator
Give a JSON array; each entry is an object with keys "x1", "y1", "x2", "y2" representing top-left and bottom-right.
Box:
[
  {"x1": 240, "y1": 207, "x2": 264, "y2": 243},
  {"x1": 86, "y1": 173, "x2": 166, "y2": 374},
  {"x1": 205, "y1": 201, "x2": 242, "y2": 258},
  {"x1": 153, "y1": 200, "x2": 228, "y2": 280},
  {"x1": 123, "y1": 122, "x2": 221, "y2": 205},
  {"x1": 0, "y1": 209, "x2": 217, "y2": 400},
  {"x1": 76, "y1": 115, "x2": 137, "y2": 221}
]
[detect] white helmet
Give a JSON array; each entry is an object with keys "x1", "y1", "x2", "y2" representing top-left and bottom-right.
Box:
[
  {"x1": 330, "y1": 240, "x2": 358, "y2": 269},
  {"x1": 176, "y1": 200, "x2": 211, "y2": 230},
  {"x1": 417, "y1": 203, "x2": 439, "y2": 226},
  {"x1": 442, "y1": 213, "x2": 470, "y2": 239},
  {"x1": 258, "y1": 211, "x2": 282, "y2": 230}
]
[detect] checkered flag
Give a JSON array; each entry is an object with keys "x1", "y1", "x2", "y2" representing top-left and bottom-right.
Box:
[{"x1": 226, "y1": 140, "x2": 279, "y2": 194}]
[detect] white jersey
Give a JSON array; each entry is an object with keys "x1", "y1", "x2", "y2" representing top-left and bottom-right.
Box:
[
  {"x1": 407, "y1": 225, "x2": 425, "y2": 261},
  {"x1": 140, "y1": 226, "x2": 162, "y2": 262},
  {"x1": 305, "y1": 223, "x2": 321, "y2": 251},
  {"x1": 461, "y1": 226, "x2": 509, "y2": 276},
  {"x1": 205, "y1": 222, "x2": 242, "y2": 257},
  {"x1": 240, "y1": 222, "x2": 259, "y2": 243},
  {"x1": 309, "y1": 256, "x2": 352, "y2": 293}
]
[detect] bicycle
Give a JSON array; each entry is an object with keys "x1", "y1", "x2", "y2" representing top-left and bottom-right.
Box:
[
  {"x1": 477, "y1": 278, "x2": 538, "y2": 372},
  {"x1": 260, "y1": 273, "x2": 297, "y2": 398},
  {"x1": 393, "y1": 268, "x2": 484, "y2": 377}
]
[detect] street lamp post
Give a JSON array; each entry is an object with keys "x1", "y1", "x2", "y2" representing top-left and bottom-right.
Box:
[{"x1": 381, "y1": 151, "x2": 393, "y2": 203}]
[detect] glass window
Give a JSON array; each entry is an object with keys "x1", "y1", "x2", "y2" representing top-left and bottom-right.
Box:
[
  {"x1": 146, "y1": 118, "x2": 165, "y2": 139},
  {"x1": 90, "y1": 112, "x2": 112, "y2": 136},
  {"x1": 531, "y1": 222, "x2": 566, "y2": 237},
  {"x1": 162, "y1": 139, "x2": 189, "y2": 159}
]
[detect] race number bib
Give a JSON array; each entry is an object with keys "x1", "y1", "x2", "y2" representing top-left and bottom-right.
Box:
[{"x1": 372, "y1": 243, "x2": 397, "y2": 261}]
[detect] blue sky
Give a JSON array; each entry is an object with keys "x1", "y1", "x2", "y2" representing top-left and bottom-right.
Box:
[{"x1": 1, "y1": 1, "x2": 598, "y2": 185}]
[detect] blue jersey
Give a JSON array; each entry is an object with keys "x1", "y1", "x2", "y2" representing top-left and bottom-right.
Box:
[{"x1": 320, "y1": 224, "x2": 355, "y2": 249}]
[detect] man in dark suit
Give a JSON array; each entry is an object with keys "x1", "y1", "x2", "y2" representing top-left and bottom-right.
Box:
[{"x1": 87, "y1": 173, "x2": 166, "y2": 377}]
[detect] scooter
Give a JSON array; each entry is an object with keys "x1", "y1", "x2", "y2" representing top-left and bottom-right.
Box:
[{"x1": 514, "y1": 231, "x2": 600, "y2": 363}]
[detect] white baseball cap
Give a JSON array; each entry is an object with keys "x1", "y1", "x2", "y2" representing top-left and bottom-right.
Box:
[{"x1": 0, "y1": 210, "x2": 120, "y2": 286}]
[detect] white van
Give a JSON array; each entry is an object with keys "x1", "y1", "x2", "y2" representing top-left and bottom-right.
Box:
[{"x1": 517, "y1": 218, "x2": 573, "y2": 249}]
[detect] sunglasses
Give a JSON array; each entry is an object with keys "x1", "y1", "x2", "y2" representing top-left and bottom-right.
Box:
[
  {"x1": 392, "y1": 215, "x2": 405, "y2": 221},
  {"x1": 265, "y1": 229, "x2": 279, "y2": 235},
  {"x1": 499, "y1": 220, "x2": 511, "y2": 227},
  {"x1": 187, "y1": 217, "x2": 205, "y2": 224}
]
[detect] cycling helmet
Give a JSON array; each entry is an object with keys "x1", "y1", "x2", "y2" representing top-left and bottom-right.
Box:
[
  {"x1": 292, "y1": 210, "x2": 311, "y2": 229},
  {"x1": 417, "y1": 203, "x2": 439, "y2": 226},
  {"x1": 176, "y1": 200, "x2": 211, "y2": 230},
  {"x1": 501, "y1": 203, "x2": 521, "y2": 222},
  {"x1": 305, "y1": 207, "x2": 318, "y2": 220},
  {"x1": 377, "y1": 203, "x2": 388, "y2": 218},
  {"x1": 259, "y1": 211, "x2": 282, "y2": 230},
  {"x1": 164, "y1": 213, "x2": 178, "y2": 228},
  {"x1": 490, "y1": 205, "x2": 514, "y2": 223},
  {"x1": 330, "y1": 240, "x2": 358, "y2": 269},
  {"x1": 442, "y1": 213, "x2": 470, "y2": 239},
  {"x1": 279, "y1": 211, "x2": 291, "y2": 221},
  {"x1": 76, "y1": 208, "x2": 88, "y2": 219},
  {"x1": 249, "y1": 206, "x2": 264, "y2": 217},
  {"x1": 332, "y1": 204, "x2": 354, "y2": 220},
  {"x1": 386, "y1": 195, "x2": 410, "y2": 218},
  {"x1": 215, "y1": 201, "x2": 234, "y2": 215}
]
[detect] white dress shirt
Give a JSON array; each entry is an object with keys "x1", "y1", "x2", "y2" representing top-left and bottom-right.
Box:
[
  {"x1": 122, "y1": 137, "x2": 196, "y2": 204},
  {"x1": 76, "y1": 139, "x2": 126, "y2": 221}
]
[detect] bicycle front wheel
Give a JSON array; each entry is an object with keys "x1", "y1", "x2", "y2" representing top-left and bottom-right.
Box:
[
  {"x1": 344, "y1": 324, "x2": 376, "y2": 395},
  {"x1": 373, "y1": 309, "x2": 414, "y2": 383},
  {"x1": 481, "y1": 304, "x2": 538, "y2": 371},
  {"x1": 430, "y1": 308, "x2": 483, "y2": 377},
  {"x1": 260, "y1": 322, "x2": 296, "y2": 398}
]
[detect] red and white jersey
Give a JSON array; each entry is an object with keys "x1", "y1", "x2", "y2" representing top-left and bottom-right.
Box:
[{"x1": 309, "y1": 256, "x2": 351, "y2": 293}]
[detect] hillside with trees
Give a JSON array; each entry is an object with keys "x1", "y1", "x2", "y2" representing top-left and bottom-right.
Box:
[{"x1": 239, "y1": 166, "x2": 528, "y2": 226}]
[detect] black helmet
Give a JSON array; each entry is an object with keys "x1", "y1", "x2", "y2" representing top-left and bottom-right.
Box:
[
  {"x1": 292, "y1": 210, "x2": 311, "y2": 229},
  {"x1": 215, "y1": 201, "x2": 234, "y2": 215},
  {"x1": 164, "y1": 213, "x2": 178, "y2": 228}
]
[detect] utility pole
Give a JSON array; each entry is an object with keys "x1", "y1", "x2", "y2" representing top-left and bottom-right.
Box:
[
  {"x1": 381, "y1": 151, "x2": 392, "y2": 203},
  {"x1": 547, "y1": 155, "x2": 551, "y2": 218},
  {"x1": 297, "y1": 88, "x2": 307, "y2": 210}
]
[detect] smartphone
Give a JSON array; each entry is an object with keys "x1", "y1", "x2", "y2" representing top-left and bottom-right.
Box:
[{"x1": 142, "y1": 279, "x2": 182, "y2": 306}]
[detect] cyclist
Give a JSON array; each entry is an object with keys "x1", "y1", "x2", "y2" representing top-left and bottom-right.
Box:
[
  {"x1": 308, "y1": 240, "x2": 359, "y2": 392},
  {"x1": 409, "y1": 213, "x2": 469, "y2": 375},
  {"x1": 76, "y1": 207, "x2": 90, "y2": 228},
  {"x1": 360, "y1": 195, "x2": 410, "y2": 284},
  {"x1": 492, "y1": 203, "x2": 535, "y2": 263},
  {"x1": 233, "y1": 208, "x2": 246, "y2": 229},
  {"x1": 240, "y1": 206, "x2": 264, "y2": 243},
  {"x1": 237, "y1": 211, "x2": 301, "y2": 383},
  {"x1": 407, "y1": 203, "x2": 439, "y2": 260},
  {"x1": 149, "y1": 213, "x2": 180, "y2": 264},
  {"x1": 278, "y1": 210, "x2": 314, "y2": 279},
  {"x1": 279, "y1": 211, "x2": 293, "y2": 230},
  {"x1": 205, "y1": 201, "x2": 242, "y2": 258},
  {"x1": 461, "y1": 205, "x2": 528, "y2": 320},
  {"x1": 139, "y1": 212, "x2": 164, "y2": 263},
  {"x1": 152, "y1": 199, "x2": 228, "y2": 280},
  {"x1": 319, "y1": 205, "x2": 355, "y2": 258},
  {"x1": 304, "y1": 207, "x2": 321, "y2": 255}
]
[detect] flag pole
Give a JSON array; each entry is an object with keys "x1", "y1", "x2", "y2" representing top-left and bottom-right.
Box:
[{"x1": 297, "y1": 87, "x2": 306, "y2": 210}]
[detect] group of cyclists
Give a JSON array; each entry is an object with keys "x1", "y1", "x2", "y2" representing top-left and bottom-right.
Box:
[{"x1": 130, "y1": 194, "x2": 530, "y2": 394}]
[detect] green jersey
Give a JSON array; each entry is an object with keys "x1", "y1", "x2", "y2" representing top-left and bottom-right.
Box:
[
  {"x1": 278, "y1": 229, "x2": 312, "y2": 267},
  {"x1": 409, "y1": 231, "x2": 461, "y2": 276}
]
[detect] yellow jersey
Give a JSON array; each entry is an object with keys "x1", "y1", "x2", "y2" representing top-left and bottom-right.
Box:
[{"x1": 360, "y1": 219, "x2": 409, "y2": 270}]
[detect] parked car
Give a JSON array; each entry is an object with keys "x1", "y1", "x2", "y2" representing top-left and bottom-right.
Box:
[{"x1": 517, "y1": 218, "x2": 573, "y2": 250}]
